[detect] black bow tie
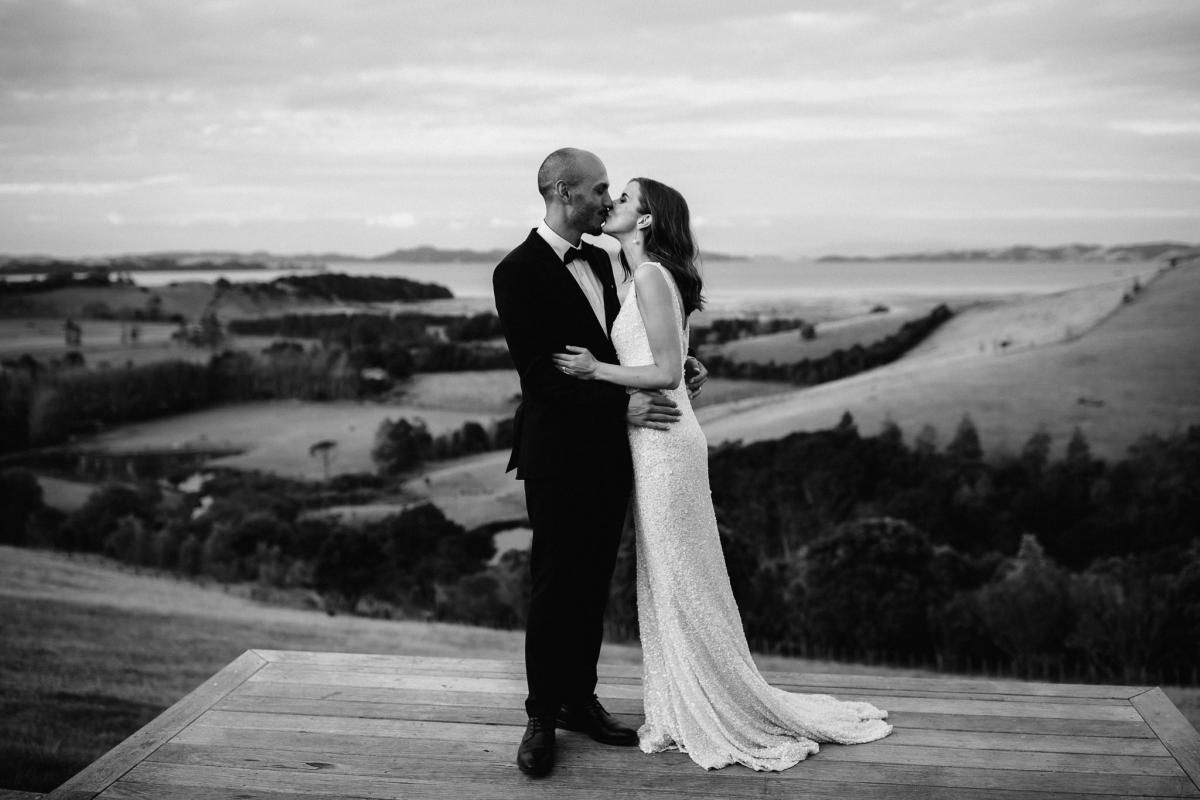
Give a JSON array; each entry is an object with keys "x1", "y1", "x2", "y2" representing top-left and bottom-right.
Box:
[{"x1": 563, "y1": 246, "x2": 584, "y2": 266}]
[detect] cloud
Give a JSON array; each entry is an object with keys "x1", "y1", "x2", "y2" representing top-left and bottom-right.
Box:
[
  {"x1": 1108, "y1": 120, "x2": 1200, "y2": 136},
  {"x1": 0, "y1": 175, "x2": 185, "y2": 195},
  {"x1": 780, "y1": 10, "x2": 874, "y2": 32},
  {"x1": 365, "y1": 212, "x2": 417, "y2": 229},
  {"x1": 0, "y1": 0, "x2": 1196, "y2": 254}
]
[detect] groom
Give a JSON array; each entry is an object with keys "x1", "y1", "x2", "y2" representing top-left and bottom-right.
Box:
[{"x1": 493, "y1": 147, "x2": 705, "y2": 776}]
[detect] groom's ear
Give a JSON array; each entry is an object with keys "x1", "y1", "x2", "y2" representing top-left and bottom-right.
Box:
[
  {"x1": 555, "y1": 180, "x2": 572, "y2": 203},
  {"x1": 636, "y1": 214, "x2": 652, "y2": 229}
]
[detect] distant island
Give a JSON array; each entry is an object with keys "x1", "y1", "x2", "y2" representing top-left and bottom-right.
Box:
[{"x1": 817, "y1": 241, "x2": 1199, "y2": 264}]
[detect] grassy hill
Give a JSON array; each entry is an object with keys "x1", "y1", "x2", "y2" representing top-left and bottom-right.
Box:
[{"x1": 699, "y1": 261, "x2": 1199, "y2": 460}]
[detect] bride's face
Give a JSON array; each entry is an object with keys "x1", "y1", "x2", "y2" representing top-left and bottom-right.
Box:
[{"x1": 602, "y1": 181, "x2": 643, "y2": 237}]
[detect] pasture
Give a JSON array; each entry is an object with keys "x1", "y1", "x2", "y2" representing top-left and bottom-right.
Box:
[
  {"x1": 0, "y1": 318, "x2": 200, "y2": 368},
  {"x1": 700, "y1": 262, "x2": 1199, "y2": 460},
  {"x1": 79, "y1": 400, "x2": 502, "y2": 481}
]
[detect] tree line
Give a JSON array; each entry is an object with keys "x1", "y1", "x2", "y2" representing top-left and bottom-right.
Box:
[
  {"x1": 0, "y1": 467, "x2": 525, "y2": 625},
  {"x1": 0, "y1": 349, "x2": 359, "y2": 452},
  {"x1": 372, "y1": 416, "x2": 514, "y2": 474},
  {"x1": 677, "y1": 416, "x2": 1197, "y2": 684},
  {"x1": 0, "y1": 308, "x2": 517, "y2": 454},
  {"x1": 229, "y1": 311, "x2": 511, "y2": 376},
  {"x1": 700, "y1": 304, "x2": 952, "y2": 385},
  {"x1": 690, "y1": 316, "x2": 813, "y2": 347},
  {"x1": 263, "y1": 273, "x2": 453, "y2": 303},
  {"x1": 3, "y1": 415, "x2": 1196, "y2": 684},
  {"x1": 228, "y1": 310, "x2": 503, "y2": 342}
]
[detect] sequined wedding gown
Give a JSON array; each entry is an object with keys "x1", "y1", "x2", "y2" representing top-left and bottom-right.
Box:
[{"x1": 611, "y1": 262, "x2": 892, "y2": 771}]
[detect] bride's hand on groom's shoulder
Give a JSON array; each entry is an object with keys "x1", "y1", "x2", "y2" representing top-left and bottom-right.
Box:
[
  {"x1": 627, "y1": 390, "x2": 681, "y2": 431},
  {"x1": 552, "y1": 345, "x2": 597, "y2": 379}
]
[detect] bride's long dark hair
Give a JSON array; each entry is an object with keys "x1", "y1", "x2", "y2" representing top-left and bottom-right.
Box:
[{"x1": 619, "y1": 177, "x2": 705, "y2": 316}]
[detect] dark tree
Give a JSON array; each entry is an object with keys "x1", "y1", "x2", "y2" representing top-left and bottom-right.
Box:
[
  {"x1": 947, "y1": 415, "x2": 983, "y2": 465},
  {"x1": 805, "y1": 517, "x2": 936, "y2": 658},
  {"x1": 314, "y1": 526, "x2": 388, "y2": 611},
  {"x1": 372, "y1": 417, "x2": 434, "y2": 474},
  {"x1": 0, "y1": 468, "x2": 44, "y2": 545}
]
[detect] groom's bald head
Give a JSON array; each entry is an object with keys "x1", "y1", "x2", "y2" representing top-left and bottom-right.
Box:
[{"x1": 538, "y1": 147, "x2": 605, "y2": 201}]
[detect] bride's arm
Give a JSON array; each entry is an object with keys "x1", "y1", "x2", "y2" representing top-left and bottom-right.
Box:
[{"x1": 553, "y1": 264, "x2": 683, "y2": 390}]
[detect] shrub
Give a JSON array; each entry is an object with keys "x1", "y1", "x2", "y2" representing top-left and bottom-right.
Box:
[{"x1": 0, "y1": 468, "x2": 44, "y2": 545}]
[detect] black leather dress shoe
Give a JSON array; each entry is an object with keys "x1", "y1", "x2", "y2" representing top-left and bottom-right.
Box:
[
  {"x1": 516, "y1": 715, "x2": 556, "y2": 776},
  {"x1": 557, "y1": 695, "x2": 638, "y2": 746}
]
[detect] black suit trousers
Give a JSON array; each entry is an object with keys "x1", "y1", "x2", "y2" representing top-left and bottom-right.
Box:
[{"x1": 523, "y1": 472, "x2": 631, "y2": 717}]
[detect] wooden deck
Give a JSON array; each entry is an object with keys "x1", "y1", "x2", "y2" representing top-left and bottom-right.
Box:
[{"x1": 46, "y1": 650, "x2": 1200, "y2": 800}]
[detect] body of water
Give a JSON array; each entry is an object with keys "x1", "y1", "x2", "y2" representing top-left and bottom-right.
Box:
[{"x1": 6, "y1": 258, "x2": 1160, "y2": 316}]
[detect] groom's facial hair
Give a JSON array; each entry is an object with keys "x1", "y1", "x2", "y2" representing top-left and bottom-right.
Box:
[{"x1": 569, "y1": 180, "x2": 612, "y2": 236}]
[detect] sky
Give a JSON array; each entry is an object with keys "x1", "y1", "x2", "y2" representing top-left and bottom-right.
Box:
[{"x1": 1, "y1": 0, "x2": 1198, "y2": 258}]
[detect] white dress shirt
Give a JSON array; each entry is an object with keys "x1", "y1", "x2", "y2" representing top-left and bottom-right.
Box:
[{"x1": 536, "y1": 220, "x2": 608, "y2": 334}]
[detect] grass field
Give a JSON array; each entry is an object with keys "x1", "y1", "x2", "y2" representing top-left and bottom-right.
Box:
[
  {"x1": 0, "y1": 318, "x2": 204, "y2": 368},
  {"x1": 71, "y1": 374, "x2": 794, "y2": 488},
  {"x1": 0, "y1": 544, "x2": 996, "y2": 794},
  {"x1": 0, "y1": 281, "x2": 215, "y2": 322},
  {"x1": 700, "y1": 262, "x2": 1199, "y2": 460},
  {"x1": 80, "y1": 400, "x2": 503, "y2": 481}
]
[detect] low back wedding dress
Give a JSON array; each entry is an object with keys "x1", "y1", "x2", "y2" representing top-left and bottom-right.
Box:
[{"x1": 611, "y1": 262, "x2": 893, "y2": 771}]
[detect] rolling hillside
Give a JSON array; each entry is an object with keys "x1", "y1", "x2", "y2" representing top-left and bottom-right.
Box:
[{"x1": 699, "y1": 261, "x2": 1200, "y2": 459}]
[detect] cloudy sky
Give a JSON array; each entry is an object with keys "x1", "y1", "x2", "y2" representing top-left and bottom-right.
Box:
[{"x1": 1, "y1": 0, "x2": 1197, "y2": 257}]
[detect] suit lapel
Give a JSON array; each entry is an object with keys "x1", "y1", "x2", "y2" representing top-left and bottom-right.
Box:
[{"x1": 527, "y1": 232, "x2": 611, "y2": 342}]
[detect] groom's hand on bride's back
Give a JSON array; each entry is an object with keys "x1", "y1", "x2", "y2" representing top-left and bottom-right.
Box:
[
  {"x1": 684, "y1": 356, "x2": 708, "y2": 399},
  {"x1": 627, "y1": 391, "x2": 682, "y2": 430}
]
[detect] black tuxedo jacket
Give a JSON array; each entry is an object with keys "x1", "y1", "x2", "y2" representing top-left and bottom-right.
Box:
[{"x1": 493, "y1": 230, "x2": 632, "y2": 481}]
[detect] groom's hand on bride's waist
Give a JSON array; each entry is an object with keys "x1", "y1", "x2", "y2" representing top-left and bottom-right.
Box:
[{"x1": 627, "y1": 390, "x2": 682, "y2": 430}]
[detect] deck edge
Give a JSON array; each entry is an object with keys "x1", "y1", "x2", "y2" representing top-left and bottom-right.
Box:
[
  {"x1": 1131, "y1": 687, "x2": 1200, "y2": 791},
  {"x1": 45, "y1": 649, "x2": 269, "y2": 800}
]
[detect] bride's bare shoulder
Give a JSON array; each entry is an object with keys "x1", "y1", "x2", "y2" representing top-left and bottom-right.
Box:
[{"x1": 633, "y1": 261, "x2": 669, "y2": 287}]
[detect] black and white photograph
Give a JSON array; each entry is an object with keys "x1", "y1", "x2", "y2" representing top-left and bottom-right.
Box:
[{"x1": 1, "y1": 1, "x2": 1198, "y2": 797}]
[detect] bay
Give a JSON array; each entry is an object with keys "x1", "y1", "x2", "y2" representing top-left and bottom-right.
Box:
[{"x1": 6, "y1": 258, "x2": 1160, "y2": 317}]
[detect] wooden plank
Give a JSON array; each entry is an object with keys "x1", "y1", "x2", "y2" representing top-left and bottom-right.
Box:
[
  {"x1": 876, "y1": 727, "x2": 1169, "y2": 756},
  {"x1": 110, "y1": 760, "x2": 1186, "y2": 800},
  {"x1": 244, "y1": 668, "x2": 1143, "y2": 720},
  {"x1": 888, "y1": 710, "x2": 1152, "y2": 738},
  {"x1": 192, "y1": 709, "x2": 525, "y2": 744},
  {"x1": 247, "y1": 664, "x2": 1130, "y2": 706},
  {"x1": 48, "y1": 649, "x2": 268, "y2": 800},
  {"x1": 817, "y1": 741, "x2": 1186, "y2": 778},
  {"x1": 102, "y1": 784, "x2": 373, "y2": 800},
  {"x1": 254, "y1": 651, "x2": 1148, "y2": 700},
  {"x1": 1133, "y1": 688, "x2": 1200, "y2": 792},
  {"x1": 0, "y1": 791, "x2": 46, "y2": 800},
  {"x1": 765, "y1": 679, "x2": 1139, "y2": 705},
  {"x1": 212, "y1": 692, "x2": 1167, "y2": 757},
  {"x1": 246, "y1": 666, "x2": 641, "y2": 698},
  {"x1": 228, "y1": 681, "x2": 1159, "y2": 738},
  {"x1": 255, "y1": 651, "x2": 1148, "y2": 700},
  {"x1": 763, "y1": 671, "x2": 1151, "y2": 700},
  {"x1": 189, "y1": 708, "x2": 1184, "y2": 778},
  {"x1": 149, "y1": 738, "x2": 1200, "y2": 797}
]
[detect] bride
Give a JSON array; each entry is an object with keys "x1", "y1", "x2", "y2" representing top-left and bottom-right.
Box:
[{"x1": 552, "y1": 177, "x2": 893, "y2": 771}]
